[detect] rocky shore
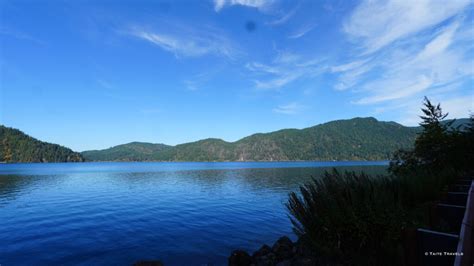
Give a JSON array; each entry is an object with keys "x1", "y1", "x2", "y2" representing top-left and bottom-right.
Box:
[
  {"x1": 228, "y1": 236, "x2": 317, "y2": 266},
  {"x1": 133, "y1": 236, "x2": 318, "y2": 266}
]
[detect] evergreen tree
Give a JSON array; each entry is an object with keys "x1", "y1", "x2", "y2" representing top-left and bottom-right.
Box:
[
  {"x1": 414, "y1": 97, "x2": 451, "y2": 169},
  {"x1": 390, "y1": 97, "x2": 472, "y2": 175}
]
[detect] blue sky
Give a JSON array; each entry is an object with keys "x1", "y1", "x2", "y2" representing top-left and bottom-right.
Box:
[{"x1": 1, "y1": 0, "x2": 473, "y2": 151}]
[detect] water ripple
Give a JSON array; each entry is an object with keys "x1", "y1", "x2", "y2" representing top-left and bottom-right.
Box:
[{"x1": 0, "y1": 162, "x2": 387, "y2": 265}]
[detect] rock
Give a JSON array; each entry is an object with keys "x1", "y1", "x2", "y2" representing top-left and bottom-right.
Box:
[
  {"x1": 254, "y1": 252, "x2": 277, "y2": 266},
  {"x1": 229, "y1": 236, "x2": 318, "y2": 266},
  {"x1": 272, "y1": 237, "x2": 294, "y2": 261},
  {"x1": 229, "y1": 250, "x2": 252, "y2": 266},
  {"x1": 275, "y1": 259, "x2": 292, "y2": 266},
  {"x1": 294, "y1": 239, "x2": 313, "y2": 258},
  {"x1": 133, "y1": 261, "x2": 164, "y2": 266},
  {"x1": 253, "y1": 244, "x2": 272, "y2": 258},
  {"x1": 252, "y1": 244, "x2": 277, "y2": 266},
  {"x1": 291, "y1": 257, "x2": 317, "y2": 266}
]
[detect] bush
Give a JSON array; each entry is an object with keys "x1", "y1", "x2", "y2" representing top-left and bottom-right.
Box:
[
  {"x1": 389, "y1": 98, "x2": 474, "y2": 176},
  {"x1": 286, "y1": 98, "x2": 472, "y2": 265},
  {"x1": 286, "y1": 168, "x2": 459, "y2": 265},
  {"x1": 287, "y1": 170, "x2": 406, "y2": 265}
]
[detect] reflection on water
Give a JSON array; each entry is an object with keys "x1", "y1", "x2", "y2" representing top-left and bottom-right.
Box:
[{"x1": 0, "y1": 162, "x2": 387, "y2": 265}]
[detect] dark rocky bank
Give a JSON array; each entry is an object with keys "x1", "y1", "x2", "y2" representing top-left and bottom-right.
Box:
[
  {"x1": 132, "y1": 236, "x2": 319, "y2": 266},
  {"x1": 228, "y1": 236, "x2": 318, "y2": 266},
  {"x1": 133, "y1": 261, "x2": 164, "y2": 266}
]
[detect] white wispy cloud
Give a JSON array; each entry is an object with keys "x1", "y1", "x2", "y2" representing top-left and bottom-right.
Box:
[
  {"x1": 246, "y1": 50, "x2": 326, "y2": 90},
  {"x1": 97, "y1": 79, "x2": 114, "y2": 90},
  {"x1": 288, "y1": 22, "x2": 317, "y2": 39},
  {"x1": 343, "y1": 0, "x2": 470, "y2": 54},
  {"x1": 213, "y1": 0, "x2": 274, "y2": 12},
  {"x1": 330, "y1": 59, "x2": 368, "y2": 73},
  {"x1": 126, "y1": 23, "x2": 240, "y2": 59},
  {"x1": 438, "y1": 96, "x2": 474, "y2": 119},
  {"x1": 415, "y1": 21, "x2": 459, "y2": 61},
  {"x1": 182, "y1": 69, "x2": 221, "y2": 91},
  {"x1": 183, "y1": 80, "x2": 200, "y2": 91},
  {"x1": 332, "y1": 60, "x2": 374, "y2": 91},
  {"x1": 246, "y1": 62, "x2": 280, "y2": 74},
  {"x1": 354, "y1": 75, "x2": 433, "y2": 105},
  {"x1": 254, "y1": 71, "x2": 303, "y2": 90},
  {"x1": 351, "y1": 19, "x2": 471, "y2": 104},
  {"x1": 0, "y1": 26, "x2": 44, "y2": 45},
  {"x1": 332, "y1": 0, "x2": 473, "y2": 124},
  {"x1": 273, "y1": 102, "x2": 307, "y2": 114},
  {"x1": 267, "y1": 3, "x2": 300, "y2": 26}
]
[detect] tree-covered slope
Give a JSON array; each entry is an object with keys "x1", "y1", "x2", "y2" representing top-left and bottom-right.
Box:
[
  {"x1": 444, "y1": 118, "x2": 470, "y2": 130},
  {"x1": 81, "y1": 142, "x2": 172, "y2": 161},
  {"x1": 0, "y1": 125, "x2": 84, "y2": 163},
  {"x1": 82, "y1": 117, "x2": 421, "y2": 162}
]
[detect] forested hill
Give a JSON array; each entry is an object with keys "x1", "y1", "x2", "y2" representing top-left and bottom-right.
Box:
[
  {"x1": 81, "y1": 142, "x2": 173, "y2": 162},
  {"x1": 83, "y1": 117, "x2": 420, "y2": 162},
  {"x1": 0, "y1": 125, "x2": 84, "y2": 163}
]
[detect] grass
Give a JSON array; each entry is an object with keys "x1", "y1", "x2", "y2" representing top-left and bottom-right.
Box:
[{"x1": 286, "y1": 168, "x2": 458, "y2": 265}]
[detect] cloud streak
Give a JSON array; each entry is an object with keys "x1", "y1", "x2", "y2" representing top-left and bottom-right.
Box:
[
  {"x1": 267, "y1": 3, "x2": 300, "y2": 26},
  {"x1": 350, "y1": 20, "x2": 471, "y2": 104},
  {"x1": 126, "y1": 23, "x2": 240, "y2": 59},
  {"x1": 343, "y1": 0, "x2": 470, "y2": 54},
  {"x1": 288, "y1": 22, "x2": 316, "y2": 39},
  {"x1": 273, "y1": 102, "x2": 307, "y2": 114},
  {"x1": 328, "y1": 0, "x2": 473, "y2": 124},
  {"x1": 213, "y1": 0, "x2": 273, "y2": 12},
  {"x1": 354, "y1": 75, "x2": 433, "y2": 105},
  {"x1": 97, "y1": 79, "x2": 114, "y2": 90},
  {"x1": 0, "y1": 26, "x2": 44, "y2": 45},
  {"x1": 182, "y1": 69, "x2": 221, "y2": 91},
  {"x1": 246, "y1": 51, "x2": 326, "y2": 90}
]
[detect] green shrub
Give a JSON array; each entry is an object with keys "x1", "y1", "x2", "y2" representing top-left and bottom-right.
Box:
[
  {"x1": 286, "y1": 99, "x2": 472, "y2": 265},
  {"x1": 397, "y1": 167, "x2": 456, "y2": 207},
  {"x1": 287, "y1": 170, "x2": 406, "y2": 265}
]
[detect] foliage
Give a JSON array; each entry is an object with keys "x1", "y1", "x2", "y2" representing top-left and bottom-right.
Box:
[
  {"x1": 286, "y1": 98, "x2": 472, "y2": 265},
  {"x1": 287, "y1": 170, "x2": 406, "y2": 265},
  {"x1": 82, "y1": 117, "x2": 420, "y2": 162},
  {"x1": 389, "y1": 97, "x2": 473, "y2": 175},
  {"x1": 0, "y1": 125, "x2": 84, "y2": 163},
  {"x1": 81, "y1": 142, "x2": 173, "y2": 161},
  {"x1": 287, "y1": 168, "x2": 459, "y2": 265}
]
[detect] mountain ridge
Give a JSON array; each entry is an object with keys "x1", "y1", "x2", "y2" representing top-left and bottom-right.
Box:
[
  {"x1": 82, "y1": 117, "x2": 422, "y2": 162},
  {"x1": 0, "y1": 125, "x2": 84, "y2": 163},
  {"x1": 3, "y1": 117, "x2": 468, "y2": 163}
]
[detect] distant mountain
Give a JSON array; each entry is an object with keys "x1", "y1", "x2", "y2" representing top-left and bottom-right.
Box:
[
  {"x1": 3, "y1": 117, "x2": 468, "y2": 163},
  {"x1": 82, "y1": 117, "x2": 421, "y2": 162},
  {"x1": 0, "y1": 125, "x2": 84, "y2": 163},
  {"x1": 442, "y1": 118, "x2": 470, "y2": 130},
  {"x1": 82, "y1": 142, "x2": 173, "y2": 161}
]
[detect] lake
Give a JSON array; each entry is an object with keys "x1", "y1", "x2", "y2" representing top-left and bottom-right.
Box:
[{"x1": 0, "y1": 161, "x2": 388, "y2": 265}]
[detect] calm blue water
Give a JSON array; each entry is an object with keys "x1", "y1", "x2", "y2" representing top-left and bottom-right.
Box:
[{"x1": 0, "y1": 161, "x2": 388, "y2": 265}]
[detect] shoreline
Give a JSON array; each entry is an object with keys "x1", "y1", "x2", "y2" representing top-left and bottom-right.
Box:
[
  {"x1": 0, "y1": 159, "x2": 391, "y2": 164},
  {"x1": 228, "y1": 236, "x2": 317, "y2": 266}
]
